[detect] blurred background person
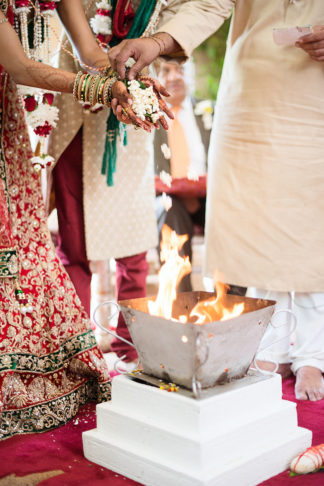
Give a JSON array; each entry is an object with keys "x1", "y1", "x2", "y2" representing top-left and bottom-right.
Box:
[{"x1": 154, "y1": 60, "x2": 212, "y2": 292}]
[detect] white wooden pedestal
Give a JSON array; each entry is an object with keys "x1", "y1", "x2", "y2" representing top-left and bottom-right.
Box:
[{"x1": 83, "y1": 372, "x2": 311, "y2": 486}]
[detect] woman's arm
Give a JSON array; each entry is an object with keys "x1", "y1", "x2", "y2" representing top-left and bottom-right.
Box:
[
  {"x1": 57, "y1": 0, "x2": 109, "y2": 70},
  {"x1": 0, "y1": 12, "x2": 75, "y2": 92}
]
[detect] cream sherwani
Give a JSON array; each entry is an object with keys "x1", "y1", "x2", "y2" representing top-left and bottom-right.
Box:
[
  {"x1": 159, "y1": 0, "x2": 324, "y2": 371},
  {"x1": 49, "y1": 0, "x2": 184, "y2": 261}
]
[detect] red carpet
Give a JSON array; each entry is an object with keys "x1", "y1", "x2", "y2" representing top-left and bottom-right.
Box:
[{"x1": 0, "y1": 377, "x2": 323, "y2": 486}]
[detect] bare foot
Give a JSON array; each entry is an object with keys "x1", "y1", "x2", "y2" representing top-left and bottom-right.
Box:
[
  {"x1": 115, "y1": 357, "x2": 141, "y2": 373},
  {"x1": 295, "y1": 366, "x2": 324, "y2": 401},
  {"x1": 255, "y1": 360, "x2": 293, "y2": 379},
  {"x1": 94, "y1": 328, "x2": 113, "y2": 353}
]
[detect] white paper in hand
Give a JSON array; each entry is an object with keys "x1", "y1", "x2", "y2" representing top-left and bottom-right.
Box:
[{"x1": 273, "y1": 26, "x2": 312, "y2": 46}]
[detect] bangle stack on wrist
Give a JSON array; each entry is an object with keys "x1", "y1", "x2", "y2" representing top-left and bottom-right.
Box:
[{"x1": 73, "y1": 71, "x2": 118, "y2": 107}]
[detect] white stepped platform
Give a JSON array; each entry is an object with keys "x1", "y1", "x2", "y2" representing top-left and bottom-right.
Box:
[{"x1": 83, "y1": 372, "x2": 311, "y2": 486}]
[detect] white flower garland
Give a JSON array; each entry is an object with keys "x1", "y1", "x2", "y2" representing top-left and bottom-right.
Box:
[
  {"x1": 18, "y1": 85, "x2": 59, "y2": 171},
  {"x1": 30, "y1": 154, "x2": 55, "y2": 172},
  {"x1": 14, "y1": 0, "x2": 62, "y2": 172},
  {"x1": 89, "y1": 0, "x2": 168, "y2": 47},
  {"x1": 90, "y1": 0, "x2": 112, "y2": 41},
  {"x1": 127, "y1": 80, "x2": 162, "y2": 123},
  {"x1": 26, "y1": 102, "x2": 59, "y2": 130}
]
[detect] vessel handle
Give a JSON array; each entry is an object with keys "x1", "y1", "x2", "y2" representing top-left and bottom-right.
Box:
[
  {"x1": 252, "y1": 308, "x2": 297, "y2": 374},
  {"x1": 93, "y1": 301, "x2": 139, "y2": 374}
]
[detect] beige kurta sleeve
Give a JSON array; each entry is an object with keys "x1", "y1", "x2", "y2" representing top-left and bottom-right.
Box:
[{"x1": 157, "y1": 0, "x2": 235, "y2": 58}]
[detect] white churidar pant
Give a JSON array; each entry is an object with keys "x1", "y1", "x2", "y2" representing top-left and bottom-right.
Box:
[{"x1": 247, "y1": 289, "x2": 324, "y2": 374}]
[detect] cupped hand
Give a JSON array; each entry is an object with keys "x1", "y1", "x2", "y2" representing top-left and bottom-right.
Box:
[
  {"x1": 110, "y1": 80, "x2": 153, "y2": 132},
  {"x1": 296, "y1": 26, "x2": 324, "y2": 61},
  {"x1": 111, "y1": 76, "x2": 173, "y2": 131},
  {"x1": 138, "y1": 75, "x2": 174, "y2": 129}
]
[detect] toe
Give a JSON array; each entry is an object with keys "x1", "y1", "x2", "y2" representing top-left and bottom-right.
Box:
[
  {"x1": 307, "y1": 389, "x2": 318, "y2": 401},
  {"x1": 314, "y1": 388, "x2": 324, "y2": 401},
  {"x1": 295, "y1": 385, "x2": 308, "y2": 400}
]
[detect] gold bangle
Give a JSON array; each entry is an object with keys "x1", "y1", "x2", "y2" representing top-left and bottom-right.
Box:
[
  {"x1": 84, "y1": 74, "x2": 92, "y2": 102},
  {"x1": 102, "y1": 77, "x2": 116, "y2": 106},
  {"x1": 149, "y1": 36, "x2": 163, "y2": 55},
  {"x1": 107, "y1": 77, "x2": 116, "y2": 105},
  {"x1": 151, "y1": 33, "x2": 167, "y2": 55},
  {"x1": 96, "y1": 78, "x2": 105, "y2": 105},
  {"x1": 77, "y1": 74, "x2": 86, "y2": 101},
  {"x1": 73, "y1": 71, "x2": 83, "y2": 102},
  {"x1": 78, "y1": 74, "x2": 87, "y2": 101},
  {"x1": 103, "y1": 78, "x2": 111, "y2": 106},
  {"x1": 92, "y1": 76, "x2": 102, "y2": 105},
  {"x1": 89, "y1": 75, "x2": 101, "y2": 106},
  {"x1": 103, "y1": 79, "x2": 110, "y2": 106},
  {"x1": 102, "y1": 66, "x2": 114, "y2": 78}
]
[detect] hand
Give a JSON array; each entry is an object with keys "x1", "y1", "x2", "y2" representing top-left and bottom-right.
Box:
[
  {"x1": 111, "y1": 80, "x2": 153, "y2": 132},
  {"x1": 296, "y1": 26, "x2": 324, "y2": 61},
  {"x1": 111, "y1": 76, "x2": 174, "y2": 131},
  {"x1": 138, "y1": 75, "x2": 174, "y2": 129},
  {"x1": 108, "y1": 33, "x2": 179, "y2": 80},
  {"x1": 108, "y1": 38, "x2": 161, "y2": 80}
]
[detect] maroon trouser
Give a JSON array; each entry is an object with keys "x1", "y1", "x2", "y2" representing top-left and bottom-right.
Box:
[{"x1": 53, "y1": 128, "x2": 147, "y2": 361}]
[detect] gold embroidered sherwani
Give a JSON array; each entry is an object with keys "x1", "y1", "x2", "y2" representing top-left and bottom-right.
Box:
[{"x1": 159, "y1": 0, "x2": 324, "y2": 292}]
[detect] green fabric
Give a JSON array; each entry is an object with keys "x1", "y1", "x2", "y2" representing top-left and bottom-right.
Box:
[
  {"x1": 102, "y1": 111, "x2": 127, "y2": 186},
  {"x1": 109, "y1": 0, "x2": 156, "y2": 46},
  {"x1": 102, "y1": 0, "x2": 157, "y2": 186}
]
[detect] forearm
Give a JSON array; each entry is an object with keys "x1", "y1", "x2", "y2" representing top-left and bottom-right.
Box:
[
  {"x1": 57, "y1": 0, "x2": 109, "y2": 69},
  {"x1": 14, "y1": 60, "x2": 75, "y2": 93},
  {"x1": 0, "y1": 15, "x2": 75, "y2": 92},
  {"x1": 157, "y1": 0, "x2": 235, "y2": 58}
]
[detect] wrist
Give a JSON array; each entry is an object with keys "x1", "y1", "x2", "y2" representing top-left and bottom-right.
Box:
[
  {"x1": 150, "y1": 32, "x2": 179, "y2": 55},
  {"x1": 79, "y1": 46, "x2": 110, "y2": 73}
]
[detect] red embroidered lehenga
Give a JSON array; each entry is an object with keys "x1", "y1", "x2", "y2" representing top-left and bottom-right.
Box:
[{"x1": 0, "y1": 22, "x2": 111, "y2": 442}]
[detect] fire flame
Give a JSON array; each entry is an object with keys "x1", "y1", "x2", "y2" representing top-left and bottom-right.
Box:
[
  {"x1": 148, "y1": 225, "x2": 245, "y2": 323},
  {"x1": 190, "y1": 280, "x2": 245, "y2": 324},
  {"x1": 148, "y1": 225, "x2": 191, "y2": 319}
]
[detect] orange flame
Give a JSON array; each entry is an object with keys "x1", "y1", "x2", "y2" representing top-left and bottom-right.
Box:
[
  {"x1": 148, "y1": 225, "x2": 191, "y2": 319},
  {"x1": 148, "y1": 227, "x2": 245, "y2": 324},
  {"x1": 190, "y1": 278, "x2": 244, "y2": 324}
]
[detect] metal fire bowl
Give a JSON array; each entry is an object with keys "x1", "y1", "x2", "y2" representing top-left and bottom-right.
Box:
[{"x1": 119, "y1": 291, "x2": 276, "y2": 390}]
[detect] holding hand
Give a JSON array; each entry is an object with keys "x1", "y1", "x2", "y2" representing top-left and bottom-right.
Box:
[
  {"x1": 108, "y1": 33, "x2": 180, "y2": 80},
  {"x1": 108, "y1": 38, "x2": 161, "y2": 81},
  {"x1": 296, "y1": 26, "x2": 324, "y2": 61}
]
